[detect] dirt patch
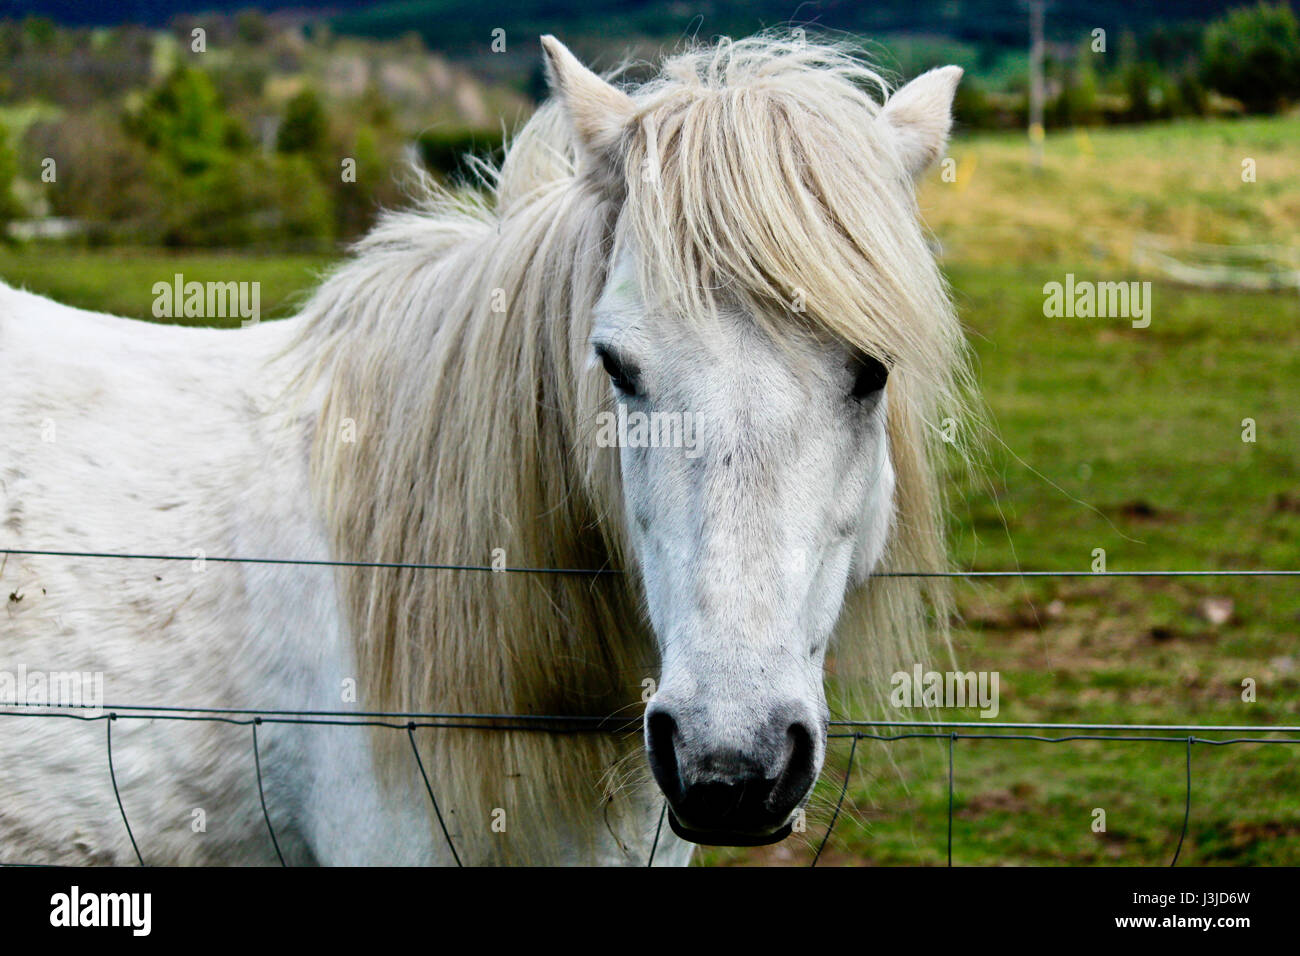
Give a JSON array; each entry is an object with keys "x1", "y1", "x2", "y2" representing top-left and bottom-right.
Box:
[
  {"x1": 1110, "y1": 499, "x2": 1181, "y2": 523},
  {"x1": 1272, "y1": 492, "x2": 1300, "y2": 514},
  {"x1": 960, "y1": 787, "x2": 1036, "y2": 816},
  {"x1": 1229, "y1": 820, "x2": 1300, "y2": 843}
]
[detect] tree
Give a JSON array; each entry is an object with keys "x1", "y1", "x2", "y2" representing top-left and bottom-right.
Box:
[
  {"x1": 1056, "y1": 42, "x2": 1101, "y2": 127},
  {"x1": 276, "y1": 89, "x2": 327, "y2": 156},
  {"x1": 1122, "y1": 61, "x2": 1157, "y2": 123},
  {"x1": 235, "y1": 10, "x2": 270, "y2": 45},
  {"x1": 126, "y1": 67, "x2": 247, "y2": 175},
  {"x1": 1202, "y1": 2, "x2": 1300, "y2": 113}
]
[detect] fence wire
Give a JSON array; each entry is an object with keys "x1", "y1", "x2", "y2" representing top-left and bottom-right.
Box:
[
  {"x1": 0, "y1": 702, "x2": 1296, "y2": 868},
  {"x1": 2, "y1": 545, "x2": 1297, "y2": 865},
  {"x1": 4, "y1": 546, "x2": 1299, "y2": 577}
]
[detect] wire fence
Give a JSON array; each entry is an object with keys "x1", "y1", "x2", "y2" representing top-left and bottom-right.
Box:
[
  {"x1": 5, "y1": 546, "x2": 1300, "y2": 576},
  {"x1": 1, "y1": 702, "x2": 1297, "y2": 868},
  {"x1": 2, "y1": 545, "x2": 1298, "y2": 867},
  {"x1": 1130, "y1": 232, "x2": 1300, "y2": 292}
]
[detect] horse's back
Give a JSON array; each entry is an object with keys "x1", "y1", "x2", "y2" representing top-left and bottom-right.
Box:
[
  {"x1": 0, "y1": 280, "x2": 266, "y2": 432},
  {"x1": 0, "y1": 283, "x2": 323, "y2": 864},
  {"x1": 0, "y1": 281, "x2": 293, "y2": 570}
]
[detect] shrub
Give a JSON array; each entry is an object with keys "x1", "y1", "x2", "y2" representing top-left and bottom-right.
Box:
[
  {"x1": 416, "y1": 127, "x2": 505, "y2": 179},
  {"x1": 1201, "y1": 2, "x2": 1300, "y2": 113},
  {"x1": 277, "y1": 89, "x2": 328, "y2": 156}
]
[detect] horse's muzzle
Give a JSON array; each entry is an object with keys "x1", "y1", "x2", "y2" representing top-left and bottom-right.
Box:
[{"x1": 645, "y1": 702, "x2": 820, "y2": 846}]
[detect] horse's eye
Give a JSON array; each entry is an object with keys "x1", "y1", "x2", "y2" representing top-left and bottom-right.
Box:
[
  {"x1": 596, "y1": 345, "x2": 640, "y2": 397},
  {"x1": 850, "y1": 354, "x2": 888, "y2": 401}
]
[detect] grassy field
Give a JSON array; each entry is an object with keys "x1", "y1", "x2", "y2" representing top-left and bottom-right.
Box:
[
  {"x1": 920, "y1": 114, "x2": 1300, "y2": 264},
  {"x1": 2, "y1": 116, "x2": 1297, "y2": 865}
]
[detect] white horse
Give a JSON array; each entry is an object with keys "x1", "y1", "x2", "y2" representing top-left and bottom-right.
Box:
[{"x1": 0, "y1": 35, "x2": 970, "y2": 865}]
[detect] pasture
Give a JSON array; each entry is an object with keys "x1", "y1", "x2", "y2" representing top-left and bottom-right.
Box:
[{"x1": 3, "y1": 115, "x2": 1296, "y2": 865}]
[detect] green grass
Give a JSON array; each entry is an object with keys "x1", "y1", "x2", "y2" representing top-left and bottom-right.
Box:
[
  {"x1": 2, "y1": 116, "x2": 1297, "y2": 866},
  {"x1": 920, "y1": 115, "x2": 1300, "y2": 262}
]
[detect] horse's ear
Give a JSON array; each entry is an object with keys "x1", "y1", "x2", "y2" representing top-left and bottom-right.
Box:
[
  {"x1": 879, "y1": 66, "x2": 963, "y2": 182},
  {"x1": 540, "y1": 35, "x2": 635, "y2": 176}
]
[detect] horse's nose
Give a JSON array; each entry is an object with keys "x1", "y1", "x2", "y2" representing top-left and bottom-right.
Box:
[{"x1": 645, "y1": 701, "x2": 820, "y2": 845}]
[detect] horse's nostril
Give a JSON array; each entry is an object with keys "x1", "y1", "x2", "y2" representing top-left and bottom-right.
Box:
[
  {"x1": 645, "y1": 708, "x2": 684, "y2": 802},
  {"x1": 768, "y1": 720, "x2": 817, "y2": 814}
]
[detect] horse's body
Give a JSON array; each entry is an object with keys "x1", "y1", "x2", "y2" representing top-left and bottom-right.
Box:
[
  {"x1": 1, "y1": 289, "x2": 389, "y2": 864},
  {"x1": 0, "y1": 268, "x2": 679, "y2": 866},
  {"x1": 0, "y1": 35, "x2": 967, "y2": 865}
]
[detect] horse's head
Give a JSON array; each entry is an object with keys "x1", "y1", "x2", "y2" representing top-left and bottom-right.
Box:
[
  {"x1": 544, "y1": 36, "x2": 964, "y2": 846},
  {"x1": 592, "y1": 263, "x2": 898, "y2": 846}
]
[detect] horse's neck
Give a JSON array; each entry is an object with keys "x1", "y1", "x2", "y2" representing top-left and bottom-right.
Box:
[{"x1": 299, "y1": 189, "x2": 648, "y2": 717}]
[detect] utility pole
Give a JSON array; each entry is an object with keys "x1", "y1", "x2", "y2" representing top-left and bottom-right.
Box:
[{"x1": 1028, "y1": 0, "x2": 1045, "y2": 170}]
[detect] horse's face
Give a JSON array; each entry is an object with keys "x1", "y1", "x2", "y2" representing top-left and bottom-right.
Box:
[
  {"x1": 543, "y1": 33, "x2": 960, "y2": 846},
  {"x1": 592, "y1": 248, "x2": 895, "y2": 845}
]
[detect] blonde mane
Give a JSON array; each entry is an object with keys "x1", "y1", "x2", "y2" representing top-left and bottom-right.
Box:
[{"x1": 288, "y1": 34, "x2": 971, "y2": 863}]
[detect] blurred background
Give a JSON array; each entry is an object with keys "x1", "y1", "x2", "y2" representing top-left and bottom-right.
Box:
[{"x1": 1, "y1": 0, "x2": 1298, "y2": 865}]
